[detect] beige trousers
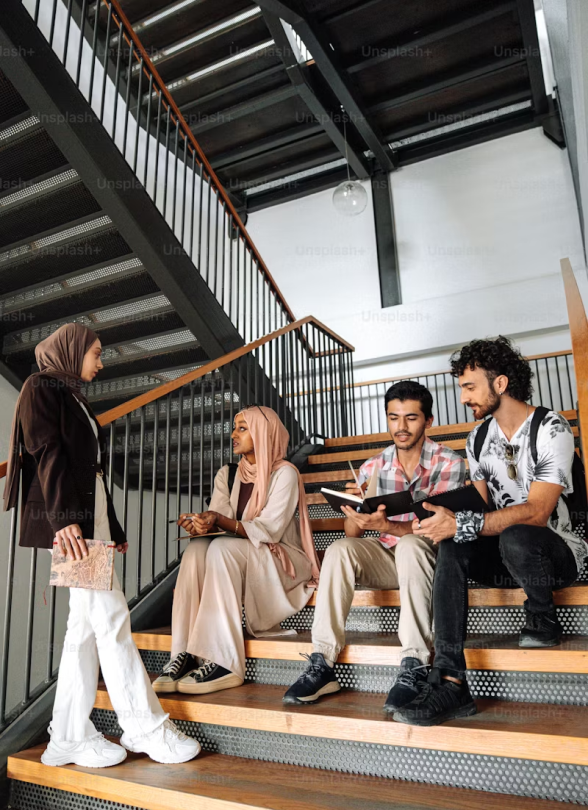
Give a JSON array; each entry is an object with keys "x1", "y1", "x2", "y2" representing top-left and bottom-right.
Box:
[
  {"x1": 312, "y1": 534, "x2": 437, "y2": 665},
  {"x1": 171, "y1": 535, "x2": 304, "y2": 680}
]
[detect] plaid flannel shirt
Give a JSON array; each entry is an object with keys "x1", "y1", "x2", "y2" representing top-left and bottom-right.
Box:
[{"x1": 357, "y1": 436, "x2": 467, "y2": 549}]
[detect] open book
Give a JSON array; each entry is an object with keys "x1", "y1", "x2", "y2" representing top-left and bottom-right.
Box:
[{"x1": 322, "y1": 483, "x2": 489, "y2": 521}]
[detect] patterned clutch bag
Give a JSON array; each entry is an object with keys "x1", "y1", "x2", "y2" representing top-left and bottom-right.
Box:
[{"x1": 50, "y1": 539, "x2": 115, "y2": 590}]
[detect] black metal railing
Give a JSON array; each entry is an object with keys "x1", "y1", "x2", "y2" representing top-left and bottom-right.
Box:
[
  {"x1": 23, "y1": 0, "x2": 295, "y2": 342},
  {"x1": 0, "y1": 317, "x2": 354, "y2": 730},
  {"x1": 352, "y1": 350, "x2": 577, "y2": 435}
]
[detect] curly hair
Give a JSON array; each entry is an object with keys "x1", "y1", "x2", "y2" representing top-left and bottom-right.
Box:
[
  {"x1": 449, "y1": 336, "x2": 534, "y2": 402},
  {"x1": 384, "y1": 380, "x2": 433, "y2": 420}
]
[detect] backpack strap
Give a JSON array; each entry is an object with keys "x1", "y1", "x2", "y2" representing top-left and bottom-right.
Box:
[
  {"x1": 227, "y1": 462, "x2": 238, "y2": 494},
  {"x1": 529, "y1": 406, "x2": 550, "y2": 465},
  {"x1": 473, "y1": 418, "x2": 492, "y2": 462}
]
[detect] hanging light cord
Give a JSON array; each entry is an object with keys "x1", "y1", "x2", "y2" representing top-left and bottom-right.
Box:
[{"x1": 343, "y1": 112, "x2": 351, "y2": 182}]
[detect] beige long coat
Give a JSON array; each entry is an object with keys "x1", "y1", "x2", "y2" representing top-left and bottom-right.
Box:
[{"x1": 209, "y1": 464, "x2": 313, "y2": 635}]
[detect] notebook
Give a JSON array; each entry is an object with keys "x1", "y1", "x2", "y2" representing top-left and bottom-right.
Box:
[
  {"x1": 411, "y1": 484, "x2": 490, "y2": 521},
  {"x1": 321, "y1": 488, "x2": 414, "y2": 517},
  {"x1": 50, "y1": 539, "x2": 115, "y2": 591}
]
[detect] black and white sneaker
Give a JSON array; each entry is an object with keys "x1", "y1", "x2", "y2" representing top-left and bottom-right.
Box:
[
  {"x1": 282, "y1": 653, "x2": 341, "y2": 705},
  {"x1": 383, "y1": 657, "x2": 429, "y2": 712},
  {"x1": 519, "y1": 607, "x2": 563, "y2": 648},
  {"x1": 177, "y1": 660, "x2": 243, "y2": 694},
  {"x1": 153, "y1": 651, "x2": 197, "y2": 693},
  {"x1": 393, "y1": 670, "x2": 477, "y2": 726}
]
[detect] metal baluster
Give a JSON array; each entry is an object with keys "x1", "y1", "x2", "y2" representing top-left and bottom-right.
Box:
[
  {"x1": 309, "y1": 323, "x2": 318, "y2": 439},
  {"x1": 0, "y1": 487, "x2": 18, "y2": 726},
  {"x1": 220, "y1": 374, "x2": 226, "y2": 466},
  {"x1": 121, "y1": 413, "x2": 131, "y2": 592},
  {"x1": 199, "y1": 381, "x2": 205, "y2": 513},
  {"x1": 46, "y1": 583, "x2": 56, "y2": 682},
  {"x1": 111, "y1": 20, "x2": 123, "y2": 141},
  {"x1": 221, "y1": 204, "x2": 227, "y2": 312},
  {"x1": 143, "y1": 73, "x2": 154, "y2": 188},
  {"x1": 229, "y1": 365, "x2": 235, "y2": 463},
  {"x1": 534, "y1": 359, "x2": 543, "y2": 405},
  {"x1": 108, "y1": 422, "x2": 115, "y2": 487},
  {"x1": 189, "y1": 151, "x2": 197, "y2": 260},
  {"x1": 205, "y1": 182, "x2": 212, "y2": 284},
  {"x1": 150, "y1": 402, "x2": 159, "y2": 584},
  {"x1": 162, "y1": 107, "x2": 171, "y2": 220},
  {"x1": 136, "y1": 407, "x2": 145, "y2": 595},
  {"x1": 235, "y1": 236, "x2": 241, "y2": 335},
  {"x1": 153, "y1": 90, "x2": 163, "y2": 205},
  {"x1": 212, "y1": 192, "x2": 220, "y2": 298},
  {"x1": 176, "y1": 388, "x2": 184, "y2": 561},
  {"x1": 228, "y1": 214, "x2": 234, "y2": 323},
  {"x1": 554, "y1": 355, "x2": 564, "y2": 412},
  {"x1": 164, "y1": 395, "x2": 172, "y2": 569},
  {"x1": 122, "y1": 41, "x2": 134, "y2": 160},
  {"x1": 34, "y1": 0, "x2": 42, "y2": 24},
  {"x1": 210, "y1": 375, "x2": 217, "y2": 497},
  {"x1": 293, "y1": 327, "x2": 302, "y2": 444},
  {"x1": 49, "y1": 0, "x2": 59, "y2": 49},
  {"x1": 23, "y1": 549, "x2": 38, "y2": 703},
  {"x1": 181, "y1": 137, "x2": 189, "y2": 248},
  {"x1": 197, "y1": 163, "x2": 204, "y2": 272},
  {"x1": 188, "y1": 382, "x2": 195, "y2": 514},
  {"x1": 87, "y1": 0, "x2": 100, "y2": 107},
  {"x1": 249, "y1": 253, "x2": 254, "y2": 344},
  {"x1": 564, "y1": 354, "x2": 574, "y2": 408},
  {"x1": 99, "y1": 4, "x2": 113, "y2": 122},
  {"x1": 544, "y1": 357, "x2": 554, "y2": 410},
  {"x1": 171, "y1": 126, "x2": 180, "y2": 234},
  {"x1": 63, "y1": 0, "x2": 74, "y2": 67},
  {"x1": 75, "y1": 0, "x2": 88, "y2": 86}
]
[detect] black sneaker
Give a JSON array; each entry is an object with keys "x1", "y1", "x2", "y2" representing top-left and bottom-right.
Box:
[
  {"x1": 153, "y1": 651, "x2": 197, "y2": 693},
  {"x1": 519, "y1": 607, "x2": 563, "y2": 647},
  {"x1": 177, "y1": 660, "x2": 243, "y2": 694},
  {"x1": 282, "y1": 653, "x2": 341, "y2": 705},
  {"x1": 393, "y1": 671, "x2": 477, "y2": 726},
  {"x1": 383, "y1": 657, "x2": 429, "y2": 713}
]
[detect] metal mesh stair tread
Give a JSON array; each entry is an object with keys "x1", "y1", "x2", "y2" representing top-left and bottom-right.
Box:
[
  {"x1": 93, "y1": 681, "x2": 588, "y2": 765},
  {"x1": 131, "y1": 628, "x2": 588, "y2": 672},
  {"x1": 7, "y1": 744, "x2": 565, "y2": 810}
]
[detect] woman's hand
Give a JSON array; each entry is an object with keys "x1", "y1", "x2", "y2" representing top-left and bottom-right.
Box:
[
  {"x1": 191, "y1": 511, "x2": 218, "y2": 535},
  {"x1": 116, "y1": 543, "x2": 128, "y2": 554},
  {"x1": 55, "y1": 524, "x2": 88, "y2": 560}
]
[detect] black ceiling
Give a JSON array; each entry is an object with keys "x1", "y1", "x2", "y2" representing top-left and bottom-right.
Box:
[{"x1": 106, "y1": 0, "x2": 559, "y2": 212}]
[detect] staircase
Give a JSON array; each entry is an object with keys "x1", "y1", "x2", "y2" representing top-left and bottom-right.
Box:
[{"x1": 8, "y1": 392, "x2": 588, "y2": 808}]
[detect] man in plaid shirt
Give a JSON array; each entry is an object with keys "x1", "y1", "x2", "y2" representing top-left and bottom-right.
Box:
[{"x1": 283, "y1": 380, "x2": 467, "y2": 710}]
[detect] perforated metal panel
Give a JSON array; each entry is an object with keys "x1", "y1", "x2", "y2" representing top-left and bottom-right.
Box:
[
  {"x1": 87, "y1": 708, "x2": 588, "y2": 804},
  {"x1": 138, "y1": 649, "x2": 588, "y2": 705}
]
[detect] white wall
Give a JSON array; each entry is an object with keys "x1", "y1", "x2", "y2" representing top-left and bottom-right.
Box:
[{"x1": 248, "y1": 127, "x2": 586, "y2": 382}]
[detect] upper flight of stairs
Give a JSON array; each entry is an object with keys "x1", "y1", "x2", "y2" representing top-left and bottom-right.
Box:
[
  {"x1": 0, "y1": 70, "x2": 209, "y2": 411},
  {"x1": 9, "y1": 416, "x2": 588, "y2": 808}
]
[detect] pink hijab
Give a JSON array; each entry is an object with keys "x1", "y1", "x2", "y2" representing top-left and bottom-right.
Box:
[{"x1": 237, "y1": 406, "x2": 320, "y2": 586}]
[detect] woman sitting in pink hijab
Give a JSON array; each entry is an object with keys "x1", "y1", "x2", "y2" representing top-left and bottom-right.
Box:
[{"x1": 153, "y1": 405, "x2": 321, "y2": 695}]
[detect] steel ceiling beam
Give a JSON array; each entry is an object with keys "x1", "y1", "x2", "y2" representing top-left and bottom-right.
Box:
[
  {"x1": 256, "y1": 0, "x2": 394, "y2": 173},
  {"x1": 345, "y1": 1, "x2": 518, "y2": 74},
  {"x1": 515, "y1": 0, "x2": 549, "y2": 117},
  {"x1": 261, "y1": 11, "x2": 369, "y2": 179}
]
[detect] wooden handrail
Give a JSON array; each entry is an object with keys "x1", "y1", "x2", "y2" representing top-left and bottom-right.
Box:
[
  {"x1": 103, "y1": 0, "x2": 296, "y2": 323},
  {"x1": 352, "y1": 349, "x2": 573, "y2": 391},
  {"x1": 561, "y1": 259, "x2": 588, "y2": 478},
  {"x1": 0, "y1": 315, "x2": 353, "y2": 480}
]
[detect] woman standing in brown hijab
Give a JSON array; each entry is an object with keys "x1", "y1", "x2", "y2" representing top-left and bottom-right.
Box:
[{"x1": 4, "y1": 323, "x2": 200, "y2": 768}]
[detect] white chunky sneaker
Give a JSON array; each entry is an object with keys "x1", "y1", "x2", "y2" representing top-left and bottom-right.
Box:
[
  {"x1": 120, "y1": 719, "x2": 201, "y2": 764},
  {"x1": 41, "y1": 733, "x2": 127, "y2": 768}
]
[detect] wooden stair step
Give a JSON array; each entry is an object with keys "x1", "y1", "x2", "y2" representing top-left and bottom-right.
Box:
[
  {"x1": 311, "y1": 425, "x2": 580, "y2": 467},
  {"x1": 94, "y1": 683, "x2": 588, "y2": 766},
  {"x1": 7, "y1": 745, "x2": 565, "y2": 810},
  {"x1": 322, "y1": 411, "x2": 578, "y2": 449},
  {"x1": 132, "y1": 629, "x2": 588, "y2": 673}
]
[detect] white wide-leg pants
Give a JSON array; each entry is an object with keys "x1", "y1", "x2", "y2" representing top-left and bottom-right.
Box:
[{"x1": 49, "y1": 475, "x2": 167, "y2": 742}]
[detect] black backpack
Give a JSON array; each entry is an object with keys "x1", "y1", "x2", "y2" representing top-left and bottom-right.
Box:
[
  {"x1": 205, "y1": 463, "x2": 238, "y2": 507},
  {"x1": 473, "y1": 406, "x2": 587, "y2": 539}
]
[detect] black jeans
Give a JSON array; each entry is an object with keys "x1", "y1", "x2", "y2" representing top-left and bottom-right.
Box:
[{"x1": 433, "y1": 524, "x2": 578, "y2": 678}]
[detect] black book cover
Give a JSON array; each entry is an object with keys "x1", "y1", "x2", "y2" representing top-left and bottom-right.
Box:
[{"x1": 411, "y1": 484, "x2": 489, "y2": 521}]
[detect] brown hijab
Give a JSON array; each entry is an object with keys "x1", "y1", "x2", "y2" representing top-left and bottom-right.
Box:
[{"x1": 3, "y1": 323, "x2": 99, "y2": 511}]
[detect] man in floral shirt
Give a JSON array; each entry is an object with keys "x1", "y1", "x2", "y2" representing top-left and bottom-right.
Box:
[{"x1": 283, "y1": 381, "x2": 466, "y2": 711}]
